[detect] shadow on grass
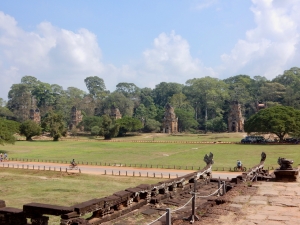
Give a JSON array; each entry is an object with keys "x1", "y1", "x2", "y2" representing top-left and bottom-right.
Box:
[
  {"x1": 209, "y1": 136, "x2": 229, "y2": 139},
  {"x1": 18, "y1": 140, "x2": 56, "y2": 143}
]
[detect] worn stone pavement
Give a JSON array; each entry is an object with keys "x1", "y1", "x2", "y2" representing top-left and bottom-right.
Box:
[{"x1": 218, "y1": 179, "x2": 300, "y2": 225}]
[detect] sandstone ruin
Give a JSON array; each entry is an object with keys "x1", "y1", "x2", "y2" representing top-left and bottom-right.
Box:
[
  {"x1": 69, "y1": 106, "x2": 83, "y2": 130},
  {"x1": 110, "y1": 106, "x2": 122, "y2": 120},
  {"x1": 29, "y1": 108, "x2": 41, "y2": 124},
  {"x1": 162, "y1": 103, "x2": 178, "y2": 133},
  {"x1": 228, "y1": 101, "x2": 244, "y2": 132}
]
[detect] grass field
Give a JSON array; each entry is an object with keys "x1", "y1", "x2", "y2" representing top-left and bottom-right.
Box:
[
  {"x1": 1, "y1": 133, "x2": 299, "y2": 169},
  {"x1": 0, "y1": 168, "x2": 159, "y2": 225},
  {"x1": 1, "y1": 133, "x2": 299, "y2": 224}
]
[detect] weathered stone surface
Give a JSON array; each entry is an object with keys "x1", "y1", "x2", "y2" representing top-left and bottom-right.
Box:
[
  {"x1": 249, "y1": 200, "x2": 268, "y2": 205},
  {"x1": 228, "y1": 203, "x2": 243, "y2": 208},
  {"x1": 268, "y1": 197, "x2": 299, "y2": 207},
  {"x1": 230, "y1": 195, "x2": 250, "y2": 203},
  {"x1": 249, "y1": 196, "x2": 268, "y2": 201},
  {"x1": 213, "y1": 179, "x2": 300, "y2": 225},
  {"x1": 268, "y1": 215, "x2": 291, "y2": 221},
  {"x1": 246, "y1": 214, "x2": 267, "y2": 220}
]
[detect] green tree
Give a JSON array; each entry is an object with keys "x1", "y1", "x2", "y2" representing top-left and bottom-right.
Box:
[
  {"x1": 143, "y1": 119, "x2": 161, "y2": 133},
  {"x1": 244, "y1": 106, "x2": 300, "y2": 142},
  {"x1": 31, "y1": 81, "x2": 56, "y2": 114},
  {"x1": 170, "y1": 93, "x2": 188, "y2": 108},
  {"x1": 273, "y1": 67, "x2": 300, "y2": 109},
  {"x1": 42, "y1": 112, "x2": 67, "y2": 141},
  {"x1": 0, "y1": 118, "x2": 20, "y2": 145},
  {"x1": 175, "y1": 107, "x2": 198, "y2": 132},
  {"x1": 99, "y1": 115, "x2": 120, "y2": 140},
  {"x1": 102, "y1": 92, "x2": 134, "y2": 116},
  {"x1": 79, "y1": 116, "x2": 102, "y2": 131},
  {"x1": 135, "y1": 104, "x2": 147, "y2": 120},
  {"x1": 115, "y1": 82, "x2": 140, "y2": 98},
  {"x1": 19, "y1": 120, "x2": 42, "y2": 141},
  {"x1": 117, "y1": 116, "x2": 143, "y2": 136},
  {"x1": 7, "y1": 83, "x2": 32, "y2": 122},
  {"x1": 0, "y1": 100, "x2": 15, "y2": 118},
  {"x1": 152, "y1": 82, "x2": 183, "y2": 107},
  {"x1": 184, "y1": 77, "x2": 229, "y2": 131},
  {"x1": 21, "y1": 75, "x2": 39, "y2": 89},
  {"x1": 91, "y1": 126, "x2": 100, "y2": 136},
  {"x1": 206, "y1": 115, "x2": 227, "y2": 132},
  {"x1": 84, "y1": 76, "x2": 109, "y2": 99},
  {"x1": 135, "y1": 102, "x2": 157, "y2": 120},
  {"x1": 260, "y1": 82, "x2": 286, "y2": 103}
]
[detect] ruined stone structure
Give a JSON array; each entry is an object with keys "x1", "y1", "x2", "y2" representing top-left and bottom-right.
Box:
[
  {"x1": 228, "y1": 101, "x2": 244, "y2": 132},
  {"x1": 255, "y1": 101, "x2": 267, "y2": 111},
  {"x1": 162, "y1": 103, "x2": 178, "y2": 133},
  {"x1": 69, "y1": 106, "x2": 83, "y2": 130},
  {"x1": 110, "y1": 106, "x2": 122, "y2": 120},
  {"x1": 274, "y1": 157, "x2": 299, "y2": 180},
  {"x1": 29, "y1": 108, "x2": 41, "y2": 124}
]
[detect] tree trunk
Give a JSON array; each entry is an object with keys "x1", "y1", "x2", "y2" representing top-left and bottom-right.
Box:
[
  {"x1": 53, "y1": 136, "x2": 59, "y2": 141},
  {"x1": 104, "y1": 135, "x2": 111, "y2": 140},
  {"x1": 277, "y1": 133, "x2": 285, "y2": 142},
  {"x1": 26, "y1": 137, "x2": 33, "y2": 141}
]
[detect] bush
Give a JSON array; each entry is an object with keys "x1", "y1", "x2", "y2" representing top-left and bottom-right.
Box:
[
  {"x1": 19, "y1": 120, "x2": 42, "y2": 141},
  {"x1": 143, "y1": 119, "x2": 161, "y2": 133},
  {"x1": 91, "y1": 126, "x2": 100, "y2": 136}
]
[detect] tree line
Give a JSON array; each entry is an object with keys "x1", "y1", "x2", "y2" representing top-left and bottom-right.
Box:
[{"x1": 0, "y1": 66, "x2": 300, "y2": 143}]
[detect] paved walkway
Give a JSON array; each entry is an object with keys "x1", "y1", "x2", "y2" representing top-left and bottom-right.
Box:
[{"x1": 219, "y1": 180, "x2": 300, "y2": 225}]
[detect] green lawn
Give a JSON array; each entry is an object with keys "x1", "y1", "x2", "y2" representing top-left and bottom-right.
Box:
[
  {"x1": 110, "y1": 132, "x2": 246, "y2": 142},
  {"x1": 1, "y1": 135, "x2": 299, "y2": 170},
  {"x1": 0, "y1": 168, "x2": 159, "y2": 225}
]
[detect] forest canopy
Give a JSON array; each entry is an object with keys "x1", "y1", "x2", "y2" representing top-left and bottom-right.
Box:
[{"x1": 1, "y1": 67, "x2": 300, "y2": 136}]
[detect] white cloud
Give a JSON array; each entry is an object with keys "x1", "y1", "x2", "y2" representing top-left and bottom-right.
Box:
[
  {"x1": 0, "y1": 14, "x2": 215, "y2": 100},
  {"x1": 0, "y1": 11, "x2": 109, "y2": 99},
  {"x1": 219, "y1": 0, "x2": 300, "y2": 78},
  {"x1": 192, "y1": 0, "x2": 218, "y2": 10},
  {"x1": 139, "y1": 31, "x2": 216, "y2": 87},
  {"x1": 1, "y1": 0, "x2": 299, "y2": 101}
]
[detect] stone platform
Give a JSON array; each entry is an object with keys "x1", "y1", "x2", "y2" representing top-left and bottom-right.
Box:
[{"x1": 218, "y1": 179, "x2": 300, "y2": 225}]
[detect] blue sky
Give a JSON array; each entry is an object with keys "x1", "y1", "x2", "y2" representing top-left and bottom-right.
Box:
[{"x1": 0, "y1": 0, "x2": 299, "y2": 100}]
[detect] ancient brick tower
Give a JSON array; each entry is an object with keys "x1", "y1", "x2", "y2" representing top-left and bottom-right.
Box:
[
  {"x1": 255, "y1": 101, "x2": 267, "y2": 111},
  {"x1": 110, "y1": 106, "x2": 122, "y2": 120},
  {"x1": 162, "y1": 103, "x2": 178, "y2": 133},
  {"x1": 29, "y1": 108, "x2": 41, "y2": 124},
  {"x1": 228, "y1": 101, "x2": 244, "y2": 132},
  {"x1": 69, "y1": 106, "x2": 83, "y2": 130}
]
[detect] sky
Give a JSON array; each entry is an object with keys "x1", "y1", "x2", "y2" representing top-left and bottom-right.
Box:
[{"x1": 0, "y1": 0, "x2": 299, "y2": 100}]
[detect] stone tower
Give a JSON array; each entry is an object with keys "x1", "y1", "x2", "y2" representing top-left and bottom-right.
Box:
[
  {"x1": 162, "y1": 103, "x2": 178, "y2": 133},
  {"x1": 29, "y1": 108, "x2": 41, "y2": 124},
  {"x1": 228, "y1": 101, "x2": 244, "y2": 132},
  {"x1": 69, "y1": 106, "x2": 83, "y2": 130},
  {"x1": 110, "y1": 106, "x2": 122, "y2": 120},
  {"x1": 255, "y1": 101, "x2": 267, "y2": 112}
]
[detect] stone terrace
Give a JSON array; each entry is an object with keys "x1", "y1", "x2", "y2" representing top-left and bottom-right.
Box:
[{"x1": 219, "y1": 180, "x2": 300, "y2": 225}]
